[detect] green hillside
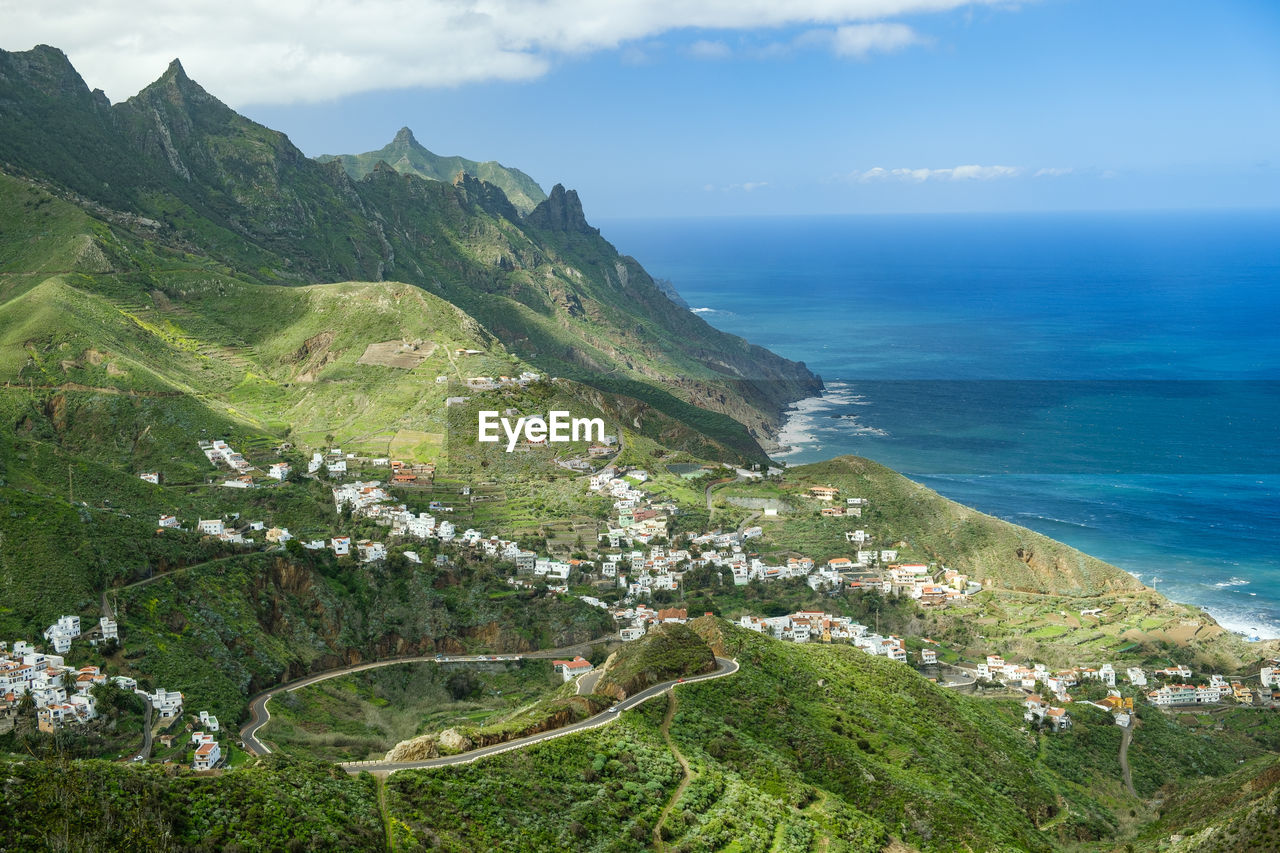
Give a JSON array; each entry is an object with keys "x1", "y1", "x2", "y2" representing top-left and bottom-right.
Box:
[
  {"x1": 753, "y1": 455, "x2": 1141, "y2": 596},
  {"x1": 0, "y1": 618, "x2": 1274, "y2": 851},
  {"x1": 380, "y1": 617, "x2": 1269, "y2": 851},
  {"x1": 0, "y1": 46, "x2": 821, "y2": 462},
  {"x1": 318, "y1": 126, "x2": 548, "y2": 214}
]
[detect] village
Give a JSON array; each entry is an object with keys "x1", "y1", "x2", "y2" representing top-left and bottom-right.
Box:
[
  {"x1": 15, "y1": 434, "x2": 1277, "y2": 769},
  {"x1": 0, "y1": 615, "x2": 225, "y2": 770}
]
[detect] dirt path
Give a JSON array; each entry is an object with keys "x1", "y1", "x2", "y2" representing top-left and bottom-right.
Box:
[
  {"x1": 1119, "y1": 720, "x2": 1137, "y2": 798},
  {"x1": 377, "y1": 776, "x2": 395, "y2": 852},
  {"x1": 2, "y1": 381, "x2": 184, "y2": 397},
  {"x1": 654, "y1": 691, "x2": 693, "y2": 850}
]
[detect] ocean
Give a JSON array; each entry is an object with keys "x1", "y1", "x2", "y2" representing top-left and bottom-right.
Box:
[{"x1": 601, "y1": 211, "x2": 1280, "y2": 639}]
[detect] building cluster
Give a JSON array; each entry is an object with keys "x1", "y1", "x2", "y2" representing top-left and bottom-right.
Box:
[
  {"x1": 200, "y1": 439, "x2": 252, "y2": 474},
  {"x1": 175, "y1": 515, "x2": 292, "y2": 548},
  {"x1": 590, "y1": 466, "x2": 671, "y2": 545},
  {"x1": 586, "y1": 472, "x2": 980, "y2": 610},
  {"x1": 462, "y1": 371, "x2": 542, "y2": 391},
  {"x1": 734, "y1": 611, "x2": 910, "y2": 661},
  {"x1": 969, "y1": 650, "x2": 1277, "y2": 728},
  {"x1": 1, "y1": 643, "x2": 103, "y2": 730},
  {"x1": 1147, "y1": 672, "x2": 1255, "y2": 707},
  {"x1": 1022, "y1": 695, "x2": 1074, "y2": 731},
  {"x1": 189, "y1": 709, "x2": 222, "y2": 771},
  {"x1": 610, "y1": 605, "x2": 694, "y2": 640}
]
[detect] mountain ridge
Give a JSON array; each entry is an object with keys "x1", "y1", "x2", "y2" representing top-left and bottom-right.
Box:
[
  {"x1": 0, "y1": 45, "x2": 822, "y2": 461},
  {"x1": 318, "y1": 125, "x2": 548, "y2": 215}
]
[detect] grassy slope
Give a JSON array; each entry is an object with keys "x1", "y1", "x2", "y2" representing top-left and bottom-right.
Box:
[
  {"x1": 263, "y1": 659, "x2": 563, "y2": 762},
  {"x1": 770, "y1": 456, "x2": 1139, "y2": 596},
  {"x1": 1136, "y1": 755, "x2": 1280, "y2": 852},
  {"x1": 0, "y1": 620, "x2": 1272, "y2": 851},
  {"x1": 383, "y1": 618, "x2": 1245, "y2": 852},
  {"x1": 0, "y1": 46, "x2": 821, "y2": 463},
  {"x1": 594, "y1": 622, "x2": 717, "y2": 699}
]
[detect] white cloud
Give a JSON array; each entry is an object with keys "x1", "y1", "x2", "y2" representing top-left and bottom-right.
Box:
[
  {"x1": 705, "y1": 181, "x2": 769, "y2": 192},
  {"x1": 763, "y1": 22, "x2": 925, "y2": 59},
  {"x1": 1034, "y1": 167, "x2": 1073, "y2": 177},
  {"x1": 829, "y1": 23, "x2": 926, "y2": 58},
  {"x1": 688, "y1": 39, "x2": 732, "y2": 60},
  {"x1": 0, "y1": 0, "x2": 1019, "y2": 105},
  {"x1": 853, "y1": 164, "x2": 1023, "y2": 182}
]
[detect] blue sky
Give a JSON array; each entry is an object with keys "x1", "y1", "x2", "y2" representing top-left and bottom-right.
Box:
[{"x1": 7, "y1": 0, "x2": 1279, "y2": 216}]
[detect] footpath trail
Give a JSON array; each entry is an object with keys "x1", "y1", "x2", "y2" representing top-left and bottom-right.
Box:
[
  {"x1": 1119, "y1": 720, "x2": 1137, "y2": 798},
  {"x1": 654, "y1": 691, "x2": 693, "y2": 851},
  {"x1": 377, "y1": 776, "x2": 395, "y2": 853}
]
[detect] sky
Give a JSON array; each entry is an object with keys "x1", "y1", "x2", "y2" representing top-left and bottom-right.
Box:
[{"x1": 4, "y1": 0, "x2": 1279, "y2": 217}]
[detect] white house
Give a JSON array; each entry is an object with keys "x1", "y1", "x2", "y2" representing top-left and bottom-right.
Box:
[
  {"x1": 193, "y1": 740, "x2": 221, "y2": 771},
  {"x1": 552, "y1": 657, "x2": 594, "y2": 682},
  {"x1": 198, "y1": 519, "x2": 224, "y2": 536},
  {"x1": 308, "y1": 452, "x2": 324, "y2": 474},
  {"x1": 1261, "y1": 667, "x2": 1277, "y2": 688},
  {"x1": 331, "y1": 537, "x2": 351, "y2": 557},
  {"x1": 326, "y1": 459, "x2": 347, "y2": 475},
  {"x1": 147, "y1": 688, "x2": 184, "y2": 718},
  {"x1": 99, "y1": 617, "x2": 118, "y2": 641},
  {"x1": 198, "y1": 710, "x2": 220, "y2": 732},
  {"x1": 139, "y1": 473, "x2": 160, "y2": 484},
  {"x1": 44, "y1": 615, "x2": 81, "y2": 640},
  {"x1": 1126, "y1": 667, "x2": 1148, "y2": 687},
  {"x1": 268, "y1": 462, "x2": 290, "y2": 480},
  {"x1": 158, "y1": 515, "x2": 180, "y2": 529},
  {"x1": 356, "y1": 540, "x2": 387, "y2": 563}
]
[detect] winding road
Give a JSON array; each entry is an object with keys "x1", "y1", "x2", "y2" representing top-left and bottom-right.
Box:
[
  {"x1": 239, "y1": 638, "x2": 610, "y2": 756},
  {"x1": 338, "y1": 656, "x2": 738, "y2": 775}
]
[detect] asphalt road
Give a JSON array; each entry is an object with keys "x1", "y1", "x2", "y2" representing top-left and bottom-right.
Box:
[
  {"x1": 1119, "y1": 717, "x2": 1136, "y2": 797},
  {"x1": 239, "y1": 641, "x2": 612, "y2": 756},
  {"x1": 576, "y1": 668, "x2": 603, "y2": 696},
  {"x1": 338, "y1": 656, "x2": 739, "y2": 775}
]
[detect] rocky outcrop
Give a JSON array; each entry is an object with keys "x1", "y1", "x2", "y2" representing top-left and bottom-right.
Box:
[
  {"x1": 383, "y1": 696, "x2": 602, "y2": 762},
  {"x1": 524, "y1": 184, "x2": 598, "y2": 235}
]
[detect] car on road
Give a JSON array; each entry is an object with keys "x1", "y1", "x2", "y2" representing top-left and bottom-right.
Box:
[{"x1": 677, "y1": 678, "x2": 685, "y2": 683}]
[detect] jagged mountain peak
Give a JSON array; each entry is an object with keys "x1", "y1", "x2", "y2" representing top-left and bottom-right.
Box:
[
  {"x1": 131, "y1": 56, "x2": 222, "y2": 111},
  {"x1": 526, "y1": 183, "x2": 598, "y2": 235},
  {"x1": 392, "y1": 126, "x2": 418, "y2": 147}
]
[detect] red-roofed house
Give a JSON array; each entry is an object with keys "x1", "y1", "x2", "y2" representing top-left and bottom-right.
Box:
[{"x1": 551, "y1": 657, "x2": 594, "y2": 683}]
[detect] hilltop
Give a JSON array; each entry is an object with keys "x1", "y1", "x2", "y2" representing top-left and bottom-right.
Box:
[{"x1": 318, "y1": 126, "x2": 548, "y2": 214}]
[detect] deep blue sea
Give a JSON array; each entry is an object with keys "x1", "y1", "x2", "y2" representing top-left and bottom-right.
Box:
[{"x1": 601, "y1": 211, "x2": 1280, "y2": 639}]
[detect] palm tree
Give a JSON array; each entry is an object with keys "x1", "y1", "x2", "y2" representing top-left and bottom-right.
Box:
[{"x1": 16, "y1": 687, "x2": 34, "y2": 717}]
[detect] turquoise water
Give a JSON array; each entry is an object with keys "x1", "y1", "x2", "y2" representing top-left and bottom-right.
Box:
[{"x1": 602, "y1": 211, "x2": 1280, "y2": 638}]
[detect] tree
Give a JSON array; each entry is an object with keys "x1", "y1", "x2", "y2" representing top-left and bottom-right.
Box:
[{"x1": 17, "y1": 688, "x2": 34, "y2": 717}]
